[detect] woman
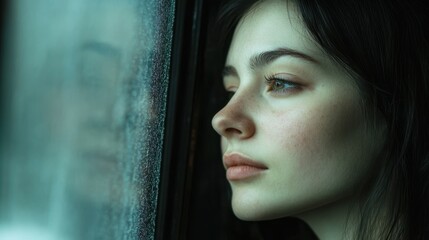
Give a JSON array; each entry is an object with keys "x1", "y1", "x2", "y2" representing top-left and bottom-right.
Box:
[{"x1": 211, "y1": 0, "x2": 429, "y2": 239}]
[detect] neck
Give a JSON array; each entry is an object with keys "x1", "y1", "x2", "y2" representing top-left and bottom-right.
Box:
[{"x1": 295, "y1": 197, "x2": 359, "y2": 240}]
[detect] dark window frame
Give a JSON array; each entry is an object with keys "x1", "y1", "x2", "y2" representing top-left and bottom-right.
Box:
[
  {"x1": 156, "y1": 0, "x2": 241, "y2": 239},
  {"x1": 156, "y1": 0, "x2": 206, "y2": 238}
]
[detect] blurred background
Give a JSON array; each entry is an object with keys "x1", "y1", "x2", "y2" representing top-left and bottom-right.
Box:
[{"x1": 0, "y1": 0, "x2": 174, "y2": 239}]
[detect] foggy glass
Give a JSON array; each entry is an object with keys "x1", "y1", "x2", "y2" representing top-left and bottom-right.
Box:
[{"x1": 0, "y1": 0, "x2": 174, "y2": 239}]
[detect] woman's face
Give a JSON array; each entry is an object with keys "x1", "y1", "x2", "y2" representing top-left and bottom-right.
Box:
[{"x1": 212, "y1": 0, "x2": 385, "y2": 221}]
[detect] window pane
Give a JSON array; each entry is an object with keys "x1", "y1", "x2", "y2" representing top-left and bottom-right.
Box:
[{"x1": 0, "y1": 0, "x2": 174, "y2": 239}]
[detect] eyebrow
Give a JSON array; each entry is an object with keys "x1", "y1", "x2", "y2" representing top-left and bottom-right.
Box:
[
  {"x1": 250, "y1": 47, "x2": 318, "y2": 69},
  {"x1": 222, "y1": 47, "x2": 319, "y2": 78}
]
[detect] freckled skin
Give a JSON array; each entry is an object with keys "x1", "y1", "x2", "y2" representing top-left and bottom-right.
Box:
[{"x1": 211, "y1": 0, "x2": 386, "y2": 233}]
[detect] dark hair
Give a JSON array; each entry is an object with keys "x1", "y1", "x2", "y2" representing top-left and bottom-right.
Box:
[{"x1": 216, "y1": 0, "x2": 429, "y2": 239}]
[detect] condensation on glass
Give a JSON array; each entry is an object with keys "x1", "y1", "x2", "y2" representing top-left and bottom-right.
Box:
[{"x1": 0, "y1": 0, "x2": 174, "y2": 239}]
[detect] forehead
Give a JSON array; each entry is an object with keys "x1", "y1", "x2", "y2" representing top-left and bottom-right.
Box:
[{"x1": 226, "y1": 0, "x2": 324, "y2": 66}]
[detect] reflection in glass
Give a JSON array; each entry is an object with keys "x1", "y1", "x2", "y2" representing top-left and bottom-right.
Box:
[{"x1": 0, "y1": 0, "x2": 175, "y2": 239}]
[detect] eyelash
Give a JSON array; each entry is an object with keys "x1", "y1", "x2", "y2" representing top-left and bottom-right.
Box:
[
  {"x1": 223, "y1": 74, "x2": 301, "y2": 100},
  {"x1": 264, "y1": 74, "x2": 300, "y2": 93}
]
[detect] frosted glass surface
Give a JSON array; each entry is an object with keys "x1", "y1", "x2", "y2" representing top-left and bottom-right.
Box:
[{"x1": 0, "y1": 0, "x2": 174, "y2": 239}]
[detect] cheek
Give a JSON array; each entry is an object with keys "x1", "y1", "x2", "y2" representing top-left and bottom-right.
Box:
[
  {"x1": 261, "y1": 98, "x2": 366, "y2": 168},
  {"x1": 254, "y1": 96, "x2": 378, "y2": 211}
]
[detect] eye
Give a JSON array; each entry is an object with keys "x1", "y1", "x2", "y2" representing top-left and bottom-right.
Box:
[{"x1": 264, "y1": 74, "x2": 301, "y2": 93}]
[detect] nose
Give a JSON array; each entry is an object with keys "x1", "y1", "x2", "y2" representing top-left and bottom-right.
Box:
[{"x1": 211, "y1": 96, "x2": 255, "y2": 140}]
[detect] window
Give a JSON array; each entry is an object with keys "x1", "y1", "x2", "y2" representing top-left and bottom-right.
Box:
[{"x1": 0, "y1": 0, "x2": 175, "y2": 239}]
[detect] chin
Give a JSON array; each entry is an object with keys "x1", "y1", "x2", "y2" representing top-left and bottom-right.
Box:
[
  {"x1": 231, "y1": 198, "x2": 288, "y2": 221},
  {"x1": 232, "y1": 206, "x2": 290, "y2": 221}
]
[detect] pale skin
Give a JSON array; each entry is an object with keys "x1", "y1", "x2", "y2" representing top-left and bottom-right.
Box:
[{"x1": 211, "y1": 1, "x2": 386, "y2": 239}]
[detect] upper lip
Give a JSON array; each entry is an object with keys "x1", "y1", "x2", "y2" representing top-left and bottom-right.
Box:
[{"x1": 223, "y1": 152, "x2": 268, "y2": 169}]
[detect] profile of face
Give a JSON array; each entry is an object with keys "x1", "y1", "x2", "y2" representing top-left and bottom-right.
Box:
[{"x1": 212, "y1": 0, "x2": 386, "y2": 222}]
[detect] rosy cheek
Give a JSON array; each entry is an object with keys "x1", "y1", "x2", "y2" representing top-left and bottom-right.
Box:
[
  {"x1": 261, "y1": 98, "x2": 362, "y2": 166},
  {"x1": 261, "y1": 108, "x2": 320, "y2": 154}
]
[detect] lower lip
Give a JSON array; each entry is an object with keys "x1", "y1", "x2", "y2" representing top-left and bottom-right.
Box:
[{"x1": 226, "y1": 165, "x2": 266, "y2": 181}]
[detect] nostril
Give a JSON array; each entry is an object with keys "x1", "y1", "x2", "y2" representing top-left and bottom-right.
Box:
[{"x1": 225, "y1": 127, "x2": 242, "y2": 136}]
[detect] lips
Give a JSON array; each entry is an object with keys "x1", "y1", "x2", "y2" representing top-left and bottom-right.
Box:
[{"x1": 223, "y1": 153, "x2": 268, "y2": 181}]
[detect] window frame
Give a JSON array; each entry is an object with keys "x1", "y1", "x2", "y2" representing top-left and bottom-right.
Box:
[
  {"x1": 156, "y1": 0, "x2": 205, "y2": 239},
  {"x1": 156, "y1": 0, "x2": 239, "y2": 239}
]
